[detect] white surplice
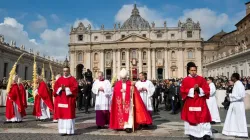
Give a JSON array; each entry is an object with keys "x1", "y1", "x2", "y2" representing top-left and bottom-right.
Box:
[
  {"x1": 206, "y1": 82, "x2": 221, "y2": 123},
  {"x1": 6, "y1": 102, "x2": 22, "y2": 122},
  {"x1": 121, "y1": 83, "x2": 133, "y2": 129},
  {"x1": 135, "y1": 80, "x2": 155, "y2": 111},
  {"x1": 222, "y1": 80, "x2": 248, "y2": 138},
  {"x1": 92, "y1": 80, "x2": 112, "y2": 111}
]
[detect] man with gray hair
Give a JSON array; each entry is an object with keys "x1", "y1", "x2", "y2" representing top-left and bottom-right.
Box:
[{"x1": 92, "y1": 71, "x2": 112, "y2": 129}]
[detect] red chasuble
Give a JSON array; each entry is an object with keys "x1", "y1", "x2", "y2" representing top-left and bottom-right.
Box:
[
  {"x1": 53, "y1": 76, "x2": 78, "y2": 119},
  {"x1": 33, "y1": 81, "x2": 54, "y2": 117},
  {"x1": 109, "y1": 80, "x2": 152, "y2": 130},
  {"x1": 6, "y1": 83, "x2": 25, "y2": 119},
  {"x1": 19, "y1": 84, "x2": 27, "y2": 108},
  {"x1": 180, "y1": 75, "x2": 211, "y2": 125}
]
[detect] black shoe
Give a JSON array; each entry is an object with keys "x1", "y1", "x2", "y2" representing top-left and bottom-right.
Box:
[
  {"x1": 4, "y1": 121, "x2": 12, "y2": 124},
  {"x1": 189, "y1": 135, "x2": 195, "y2": 140},
  {"x1": 60, "y1": 134, "x2": 67, "y2": 136},
  {"x1": 212, "y1": 128, "x2": 218, "y2": 133},
  {"x1": 85, "y1": 111, "x2": 90, "y2": 114},
  {"x1": 170, "y1": 112, "x2": 176, "y2": 115},
  {"x1": 125, "y1": 128, "x2": 132, "y2": 133},
  {"x1": 156, "y1": 109, "x2": 160, "y2": 112},
  {"x1": 97, "y1": 126, "x2": 102, "y2": 129},
  {"x1": 210, "y1": 121, "x2": 216, "y2": 125},
  {"x1": 203, "y1": 135, "x2": 211, "y2": 140}
]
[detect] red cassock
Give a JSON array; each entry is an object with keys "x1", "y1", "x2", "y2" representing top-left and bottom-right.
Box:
[
  {"x1": 33, "y1": 81, "x2": 54, "y2": 117},
  {"x1": 19, "y1": 84, "x2": 27, "y2": 109},
  {"x1": 180, "y1": 76, "x2": 211, "y2": 125},
  {"x1": 53, "y1": 76, "x2": 78, "y2": 119},
  {"x1": 109, "y1": 80, "x2": 152, "y2": 130},
  {"x1": 6, "y1": 83, "x2": 26, "y2": 119}
]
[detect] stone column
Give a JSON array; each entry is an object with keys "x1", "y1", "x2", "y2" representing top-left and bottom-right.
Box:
[
  {"x1": 196, "y1": 47, "x2": 202, "y2": 75},
  {"x1": 126, "y1": 49, "x2": 130, "y2": 71},
  {"x1": 178, "y1": 48, "x2": 184, "y2": 78},
  {"x1": 100, "y1": 50, "x2": 104, "y2": 73},
  {"x1": 138, "y1": 49, "x2": 142, "y2": 73},
  {"x1": 112, "y1": 49, "x2": 116, "y2": 77},
  {"x1": 85, "y1": 50, "x2": 91, "y2": 71},
  {"x1": 152, "y1": 49, "x2": 156, "y2": 80},
  {"x1": 147, "y1": 49, "x2": 151, "y2": 79},
  {"x1": 164, "y1": 48, "x2": 169, "y2": 79},
  {"x1": 117, "y1": 49, "x2": 121, "y2": 75}
]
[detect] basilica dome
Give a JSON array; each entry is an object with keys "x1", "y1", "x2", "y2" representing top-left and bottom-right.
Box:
[{"x1": 121, "y1": 4, "x2": 151, "y2": 30}]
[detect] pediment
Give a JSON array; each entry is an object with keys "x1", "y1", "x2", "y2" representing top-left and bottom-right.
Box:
[{"x1": 116, "y1": 33, "x2": 151, "y2": 43}]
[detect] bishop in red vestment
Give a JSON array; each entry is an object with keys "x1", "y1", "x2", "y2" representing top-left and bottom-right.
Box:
[
  {"x1": 53, "y1": 66, "x2": 78, "y2": 136},
  {"x1": 5, "y1": 75, "x2": 25, "y2": 123},
  {"x1": 33, "y1": 76, "x2": 54, "y2": 120},
  {"x1": 110, "y1": 69, "x2": 152, "y2": 133},
  {"x1": 180, "y1": 62, "x2": 212, "y2": 139}
]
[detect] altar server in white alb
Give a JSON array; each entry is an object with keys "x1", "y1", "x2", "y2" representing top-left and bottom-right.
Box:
[
  {"x1": 222, "y1": 73, "x2": 248, "y2": 138},
  {"x1": 92, "y1": 71, "x2": 112, "y2": 129},
  {"x1": 135, "y1": 72, "x2": 155, "y2": 117},
  {"x1": 206, "y1": 77, "x2": 221, "y2": 124}
]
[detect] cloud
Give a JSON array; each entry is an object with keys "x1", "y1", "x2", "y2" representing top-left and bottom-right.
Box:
[
  {"x1": 115, "y1": 4, "x2": 165, "y2": 27},
  {"x1": 179, "y1": 8, "x2": 229, "y2": 40},
  {"x1": 0, "y1": 17, "x2": 68, "y2": 60},
  {"x1": 40, "y1": 28, "x2": 68, "y2": 60},
  {"x1": 29, "y1": 15, "x2": 48, "y2": 32},
  {"x1": 115, "y1": 4, "x2": 239, "y2": 40},
  {"x1": 50, "y1": 14, "x2": 60, "y2": 23},
  {"x1": 73, "y1": 18, "x2": 95, "y2": 29},
  {"x1": 0, "y1": 17, "x2": 39, "y2": 50}
]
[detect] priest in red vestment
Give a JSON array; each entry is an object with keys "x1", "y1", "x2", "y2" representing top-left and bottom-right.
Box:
[
  {"x1": 33, "y1": 76, "x2": 54, "y2": 121},
  {"x1": 53, "y1": 66, "x2": 78, "y2": 136},
  {"x1": 180, "y1": 62, "x2": 212, "y2": 140},
  {"x1": 18, "y1": 77, "x2": 27, "y2": 109},
  {"x1": 110, "y1": 68, "x2": 152, "y2": 133},
  {"x1": 5, "y1": 75, "x2": 25, "y2": 123}
]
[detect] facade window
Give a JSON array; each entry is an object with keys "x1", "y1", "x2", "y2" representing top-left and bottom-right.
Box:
[
  {"x1": 45, "y1": 70, "x2": 47, "y2": 79},
  {"x1": 94, "y1": 36, "x2": 98, "y2": 41},
  {"x1": 78, "y1": 35, "x2": 83, "y2": 41},
  {"x1": 106, "y1": 35, "x2": 111, "y2": 40},
  {"x1": 106, "y1": 52, "x2": 111, "y2": 60},
  {"x1": 3, "y1": 63, "x2": 8, "y2": 77},
  {"x1": 188, "y1": 50, "x2": 193, "y2": 59},
  {"x1": 78, "y1": 53, "x2": 82, "y2": 61},
  {"x1": 157, "y1": 51, "x2": 162, "y2": 59},
  {"x1": 132, "y1": 50, "x2": 136, "y2": 58},
  {"x1": 142, "y1": 51, "x2": 147, "y2": 59},
  {"x1": 122, "y1": 63, "x2": 125, "y2": 66},
  {"x1": 38, "y1": 68, "x2": 41, "y2": 75},
  {"x1": 121, "y1": 35, "x2": 125, "y2": 38},
  {"x1": 171, "y1": 51, "x2": 176, "y2": 59},
  {"x1": 94, "y1": 53, "x2": 98, "y2": 61},
  {"x1": 171, "y1": 34, "x2": 175, "y2": 39},
  {"x1": 241, "y1": 70, "x2": 243, "y2": 77},
  {"x1": 187, "y1": 31, "x2": 192, "y2": 38},
  {"x1": 143, "y1": 63, "x2": 147, "y2": 66},
  {"x1": 16, "y1": 64, "x2": 19, "y2": 74},
  {"x1": 24, "y1": 66, "x2": 28, "y2": 80},
  {"x1": 142, "y1": 34, "x2": 146, "y2": 37},
  {"x1": 121, "y1": 52, "x2": 125, "y2": 60},
  {"x1": 157, "y1": 34, "x2": 162, "y2": 38}
]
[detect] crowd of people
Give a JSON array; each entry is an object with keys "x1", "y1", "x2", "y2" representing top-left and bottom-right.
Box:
[{"x1": 1, "y1": 63, "x2": 249, "y2": 139}]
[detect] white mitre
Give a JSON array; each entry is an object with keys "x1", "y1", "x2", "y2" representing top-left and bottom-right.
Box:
[
  {"x1": 55, "y1": 74, "x2": 61, "y2": 81},
  {"x1": 18, "y1": 77, "x2": 22, "y2": 84},
  {"x1": 119, "y1": 68, "x2": 128, "y2": 79}
]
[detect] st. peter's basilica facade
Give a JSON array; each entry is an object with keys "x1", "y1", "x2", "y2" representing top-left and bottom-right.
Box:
[{"x1": 69, "y1": 4, "x2": 202, "y2": 80}]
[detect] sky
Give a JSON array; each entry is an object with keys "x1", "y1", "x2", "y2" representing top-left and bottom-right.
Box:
[{"x1": 0, "y1": 0, "x2": 248, "y2": 60}]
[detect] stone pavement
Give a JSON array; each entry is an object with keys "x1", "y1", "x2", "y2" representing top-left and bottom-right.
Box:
[{"x1": 0, "y1": 106, "x2": 250, "y2": 140}]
